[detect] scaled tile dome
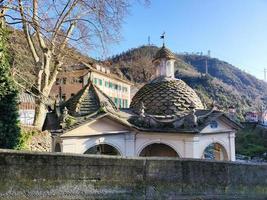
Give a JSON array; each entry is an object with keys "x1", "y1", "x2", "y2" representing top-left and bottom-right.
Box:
[
  {"x1": 130, "y1": 78, "x2": 204, "y2": 116},
  {"x1": 130, "y1": 44, "x2": 204, "y2": 116},
  {"x1": 153, "y1": 44, "x2": 176, "y2": 61}
]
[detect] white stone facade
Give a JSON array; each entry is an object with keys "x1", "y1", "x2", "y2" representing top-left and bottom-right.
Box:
[{"x1": 55, "y1": 116, "x2": 236, "y2": 161}]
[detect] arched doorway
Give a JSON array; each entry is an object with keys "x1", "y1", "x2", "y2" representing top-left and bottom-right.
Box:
[
  {"x1": 139, "y1": 143, "x2": 178, "y2": 157},
  {"x1": 202, "y1": 143, "x2": 228, "y2": 161},
  {"x1": 84, "y1": 144, "x2": 121, "y2": 156},
  {"x1": 55, "y1": 143, "x2": 61, "y2": 152}
]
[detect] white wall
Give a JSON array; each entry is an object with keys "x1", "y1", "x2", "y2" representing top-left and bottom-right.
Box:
[
  {"x1": 59, "y1": 117, "x2": 236, "y2": 161},
  {"x1": 60, "y1": 131, "x2": 235, "y2": 161},
  {"x1": 19, "y1": 109, "x2": 35, "y2": 125}
]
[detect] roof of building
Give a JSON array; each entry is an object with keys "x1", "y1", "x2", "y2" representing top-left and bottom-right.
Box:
[
  {"x1": 128, "y1": 109, "x2": 242, "y2": 133},
  {"x1": 61, "y1": 80, "x2": 118, "y2": 117},
  {"x1": 19, "y1": 92, "x2": 35, "y2": 103},
  {"x1": 153, "y1": 45, "x2": 176, "y2": 62},
  {"x1": 45, "y1": 45, "x2": 241, "y2": 136},
  {"x1": 130, "y1": 77, "x2": 204, "y2": 116},
  {"x1": 82, "y1": 62, "x2": 133, "y2": 85}
]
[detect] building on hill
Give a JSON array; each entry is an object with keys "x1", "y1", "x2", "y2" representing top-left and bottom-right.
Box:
[
  {"x1": 244, "y1": 110, "x2": 267, "y2": 126},
  {"x1": 245, "y1": 111, "x2": 259, "y2": 123},
  {"x1": 19, "y1": 92, "x2": 36, "y2": 125},
  {"x1": 259, "y1": 110, "x2": 267, "y2": 126},
  {"x1": 50, "y1": 62, "x2": 132, "y2": 108},
  {"x1": 46, "y1": 44, "x2": 241, "y2": 161}
]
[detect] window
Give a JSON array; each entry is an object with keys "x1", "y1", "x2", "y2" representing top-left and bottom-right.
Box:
[
  {"x1": 118, "y1": 85, "x2": 121, "y2": 91},
  {"x1": 123, "y1": 87, "x2": 128, "y2": 92},
  {"x1": 105, "y1": 81, "x2": 109, "y2": 87},
  {"x1": 94, "y1": 78, "x2": 97, "y2": 84},
  {"x1": 114, "y1": 84, "x2": 118, "y2": 90},
  {"x1": 63, "y1": 78, "x2": 67, "y2": 84},
  {"x1": 99, "y1": 79, "x2": 103, "y2": 86},
  {"x1": 109, "y1": 82, "x2": 113, "y2": 88},
  {"x1": 114, "y1": 97, "x2": 118, "y2": 106},
  {"x1": 56, "y1": 78, "x2": 60, "y2": 85},
  {"x1": 118, "y1": 98, "x2": 122, "y2": 108},
  {"x1": 62, "y1": 94, "x2": 66, "y2": 101},
  {"x1": 210, "y1": 120, "x2": 218, "y2": 128},
  {"x1": 79, "y1": 76, "x2": 83, "y2": 83},
  {"x1": 125, "y1": 99, "x2": 128, "y2": 108}
]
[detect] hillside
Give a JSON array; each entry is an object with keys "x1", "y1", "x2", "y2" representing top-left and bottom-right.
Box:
[
  {"x1": 109, "y1": 45, "x2": 267, "y2": 120},
  {"x1": 7, "y1": 27, "x2": 267, "y2": 121}
]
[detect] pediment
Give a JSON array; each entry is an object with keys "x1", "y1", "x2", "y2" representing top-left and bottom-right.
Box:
[
  {"x1": 61, "y1": 115, "x2": 130, "y2": 137},
  {"x1": 200, "y1": 118, "x2": 233, "y2": 134}
]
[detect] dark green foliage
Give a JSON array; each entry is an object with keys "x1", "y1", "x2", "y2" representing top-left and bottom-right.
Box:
[
  {"x1": 0, "y1": 26, "x2": 21, "y2": 149},
  {"x1": 16, "y1": 127, "x2": 38, "y2": 150},
  {"x1": 236, "y1": 124, "x2": 267, "y2": 157}
]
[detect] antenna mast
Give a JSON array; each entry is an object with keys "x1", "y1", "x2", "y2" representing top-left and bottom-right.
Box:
[{"x1": 205, "y1": 59, "x2": 208, "y2": 75}]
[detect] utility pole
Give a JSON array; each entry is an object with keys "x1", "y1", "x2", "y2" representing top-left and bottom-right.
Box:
[
  {"x1": 207, "y1": 50, "x2": 211, "y2": 57},
  {"x1": 205, "y1": 59, "x2": 208, "y2": 75},
  {"x1": 264, "y1": 68, "x2": 267, "y2": 82},
  {"x1": 148, "y1": 36, "x2": 151, "y2": 46}
]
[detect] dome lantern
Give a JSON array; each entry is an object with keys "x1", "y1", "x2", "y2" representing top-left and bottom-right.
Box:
[{"x1": 152, "y1": 44, "x2": 176, "y2": 79}]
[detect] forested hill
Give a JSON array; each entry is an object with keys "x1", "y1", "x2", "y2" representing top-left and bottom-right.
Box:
[
  {"x1": 108, "y1": 45, "x2": 267, "y2": 120},
  {"x1": 8, "y1": 27, "x2": 267, "y2": 120}
]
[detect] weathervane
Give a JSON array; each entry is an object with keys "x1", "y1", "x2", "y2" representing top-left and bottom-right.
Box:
[{"x1": 160, "y1": 32, "x2": 165, "y2": 46}]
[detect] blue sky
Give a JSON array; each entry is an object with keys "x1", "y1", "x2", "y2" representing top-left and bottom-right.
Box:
[{"x1": 93, "y1": 0, "x2": 267, "y2": 80}]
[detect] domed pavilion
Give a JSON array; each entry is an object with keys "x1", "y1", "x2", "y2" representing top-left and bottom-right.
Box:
[{"x1": 47, "y1": 45, "x2": 241, "y2": 161}]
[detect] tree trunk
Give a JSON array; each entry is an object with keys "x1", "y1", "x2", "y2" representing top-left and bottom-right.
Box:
[{"x1": 33, "y1": 99, "x2": 47, "y2": 130}]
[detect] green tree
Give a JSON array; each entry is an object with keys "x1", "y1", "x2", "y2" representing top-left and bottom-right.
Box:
[{"x1": 0, "y1": 18, "x2": 21, "y2": 149}]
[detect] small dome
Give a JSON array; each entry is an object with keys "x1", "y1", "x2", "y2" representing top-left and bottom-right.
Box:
[
  {"x1": 130, "y1": 78, "x2": 204, "y2": 116},
  {"x1": 153, "y1": 45, "x2": 176, "y2": 62}
]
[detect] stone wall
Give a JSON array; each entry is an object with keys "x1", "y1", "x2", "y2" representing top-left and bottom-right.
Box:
[
  {"x1": 27, "y1": 131, "x2": 51, "y2": 152},
  {"x1": 0, "y1": 149, "x2": 267, "y2": 200},
  {"x1": 20, "y1": 126, "x2": 51, "y2": 152}
]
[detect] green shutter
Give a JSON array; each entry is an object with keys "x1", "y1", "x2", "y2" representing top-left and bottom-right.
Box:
[
  {"x1": 114, "y1": 97, "x2": 118, "y2": 106},
  {"x1": 125, "y1": 99, "x2": 128, "y2": 108},
  {"x1": 119, "y1": 98, "x2": 122, "y2": 108}
]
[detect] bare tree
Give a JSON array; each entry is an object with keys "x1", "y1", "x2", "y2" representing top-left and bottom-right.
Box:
[{"x1": 3, "y1": 0, "x2": 139, "y2": 129}]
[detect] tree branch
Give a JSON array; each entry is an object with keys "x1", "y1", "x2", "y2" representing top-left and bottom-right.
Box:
[
  {"x1": 32, "y1": 0, "x2": 46, "y2": 50},
  {"x1": 51, "y1": 0, "x2": 78, "y2": 54},
  {"x1": 18, "y1": 0, "x2": 39, "y2": 63},
  {"x1": 48, "y1": 21, "x2": 76, "y2": 88}
]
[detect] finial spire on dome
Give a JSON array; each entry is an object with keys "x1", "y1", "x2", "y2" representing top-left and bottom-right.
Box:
[
  {"x1": 153, "y1": 36, "x2": 176, "y2": 79},
  {"x1": 160, "y1": 32, "x2": 165, "y2": 47}
]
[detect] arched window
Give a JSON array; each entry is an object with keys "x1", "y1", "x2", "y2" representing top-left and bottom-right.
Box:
[
  {"x1": 84, "y1": 144, "x2": 121, "y2": 156},
  {"x1": 203, "y1": 143, "x2": 228, "y2": 161},
  {"x1": 139, "y1": 143, "x2": 178, "y2": 157}
]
